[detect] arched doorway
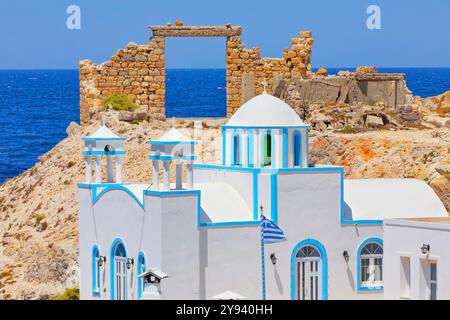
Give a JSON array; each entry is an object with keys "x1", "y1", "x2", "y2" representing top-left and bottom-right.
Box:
[
  {"x1": 110, "y1": 239, "x2": 127, "y2": 300},
  {"x1": 293, "y1": 131, "x2": 302, "y2": 167},
  {"x1": 291, "y1": 239, "x2": 328, "y2": 300},
  {"x1": 262, "y1": 132, "x2": 272, "y2": 167},
  {"x1": 232, "y1": 133, "x2": 241, "y2": 166}
]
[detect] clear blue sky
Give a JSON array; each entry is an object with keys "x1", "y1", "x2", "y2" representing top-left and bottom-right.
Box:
[{"x1": 0, "y1": 0, "x2": 449, "y2": 69}]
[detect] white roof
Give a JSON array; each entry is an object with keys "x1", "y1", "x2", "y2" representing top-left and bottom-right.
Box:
[
  {"x1": 226, "y1": 92, "x2": 306, "y2": 127},
  {"x1": 138, "y1": 268, "x2": 168, "y2": 280},
  {"x1": 344, "y1": 179, "x2": 447, "y2": 221},
  {"x1": 212, "y1": 291, "x2": 246, "y2": 300},
  {"x1": 154, "y1": 127, "x2": 190, "y2": 142},
  {"x1": 86, "y1": 125, "x2": 123, "y2": 140},
  {"x1": 194, "y1": 182, "x2": 253, "y2": 223}
]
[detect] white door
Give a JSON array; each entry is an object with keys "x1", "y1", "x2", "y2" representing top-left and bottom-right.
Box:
[
  {"x1": 295, "y1": 246, "x2": 322, "y2": 300},
  {"x1": 115, "y1": 257, "x2": 127, "y2": 300}
]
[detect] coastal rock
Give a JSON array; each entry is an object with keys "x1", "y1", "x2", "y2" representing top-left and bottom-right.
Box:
[
  {"x1": 316, "y1": 68, "x2": 328, "y2": 76},
  {"x1": 66, "y1": 122, "x2": 80, "y2": 137},
  {"x1": 356, "y1": 66, "x2": 377, "y2": 73},
  {"x1": 365, "y1": 115, "x2": 384, "y2": 128}
]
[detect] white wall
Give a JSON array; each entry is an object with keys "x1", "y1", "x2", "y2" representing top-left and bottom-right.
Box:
[{"x1": 384, "y1": 219, "x2": 450, "y2": 300}]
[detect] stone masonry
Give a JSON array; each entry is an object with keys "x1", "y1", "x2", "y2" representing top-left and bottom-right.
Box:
[{"x1": 79, "y1": 25, "x2": 313, "y2": 125}]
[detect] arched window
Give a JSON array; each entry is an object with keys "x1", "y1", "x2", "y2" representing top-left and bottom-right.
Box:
[
  {"x1": 110, "y1": 239, "x2": 128, "y2": 300},
  {"x1": 293, "y1": 131, "x2": 302, "y2": 167},
  {"x1": 92, "y1": 245, "x2": 100, "y2": 296},
  {"x1": 358, "y1": 239, "x2": 383, "y2": 290},
  {"x1": 232, "y1": 133, "x2": 241, "y2": 166},
  {"x1": 294, "y1": 245, "x2": 322, "y2": 300},
  {"x1": 262, "y1": 132, "x2": 272, "y2": 167},
  {"x1": 137, "y1": 252, "x2": 147, "y2": 300}
]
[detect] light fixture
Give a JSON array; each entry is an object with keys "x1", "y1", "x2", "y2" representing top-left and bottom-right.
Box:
[
  {"x1": 421, "y1": 244, "x2": 430, "y2": 255},
  {"x1": 126, "y1": 258, "x2": 134, "y2": 270},
  {"x1": 98, "y1": 256, "x2": 106, "y2": 267},
  {"x1": 343, "y1": 250, "x2": 349, "y2": 262},
  {"x1": 270, "y1": 253, "x2": 277, "y2": 265}
]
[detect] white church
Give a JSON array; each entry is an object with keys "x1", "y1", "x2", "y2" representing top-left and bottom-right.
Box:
[{"x1": 77, "y1": 89, "x2": 449, "y2": 300}]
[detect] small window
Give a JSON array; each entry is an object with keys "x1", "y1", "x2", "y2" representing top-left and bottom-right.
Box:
[
  {"x1": 232, "y1": 133, "x2": 241, "y2": 166},
  {"x1": 430, "y1": 262, "x2": 437, "y2": 300},
  {"x1": 92, "y1": 245, "x2": 101, "y2": 295},
  {"x1": 359, "y1": 241, "x2": 383, "y2": 289},
  {"x1": 400, "y1": 256, "x2": 411, "y2": 299},
  {"x1": 293, "y1": 131, "x2": 302, "y2": 167},
  {"x1": 263, "y1": 132, "x2": 272, "y2": 167}
]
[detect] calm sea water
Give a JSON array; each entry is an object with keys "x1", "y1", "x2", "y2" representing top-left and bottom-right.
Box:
[{"x1": 0, "y1": 68, "x2": 449, "y2": 183}]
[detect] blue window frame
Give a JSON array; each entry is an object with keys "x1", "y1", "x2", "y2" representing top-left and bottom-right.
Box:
[
  {"x1": 92, "y1": 245, "x2": 100, "y2": 297},
  {"x1": 137, "y1": 251, "x2": 147, "y2": 299},
  {"x1": 357, "y1": 237, "x2": 383, "y2": 292},
  {"x1": 293, "y1": 130, "x2": 302, "y2": 167},
  {"x1": 232, "y1": 131, "x2": 242, "y2": 166}
]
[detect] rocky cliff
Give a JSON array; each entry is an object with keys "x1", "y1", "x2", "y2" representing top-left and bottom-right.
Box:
[{"x1": 0, "y1": 92, "x2": 449, "y2": 299}]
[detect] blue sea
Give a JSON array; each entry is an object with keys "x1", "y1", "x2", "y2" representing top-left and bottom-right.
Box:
[{"x1": 0, "y1": 68, "x2": 449, "y2": 183}]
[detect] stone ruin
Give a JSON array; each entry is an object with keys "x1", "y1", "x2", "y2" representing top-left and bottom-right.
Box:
[
  {"x1": 79, "y1": 24, "x2": 313, "y2": 125},
  {"x1": 79, "y1": 24, "x2": 415, "y2": 130}
]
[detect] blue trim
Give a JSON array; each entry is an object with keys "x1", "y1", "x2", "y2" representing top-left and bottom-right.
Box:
[
  {"x1": 110, "y1": 238, "x2": 128, "y2": 300},
  {"x1": 82, "y1": 150, "x2": 126, "y2": 155},
  {"x1": 82, "y1": 137, "x2": 126, "y2": 141},
  {"x1": 252, "y1": 171, "x2": 259, "y2": 220},
  {"x1": 248, "y1": 129, "x2": 254, "y2": 167},
  {"x1": 305, "y1": 128, "x2": 309, "y2": 167},
  {"x1": 92, "y1": 245, "x2": 100, "y2": 297},
  {"x1": 137, "y1": 251, "x2": 147, "y2": 300},
  {"x1": 77, "y1": 182, "x2": 132, "y2": 189},
  {"x1": 282, "y1": 128, "x2": 288, "y2": 168},
  {"x1": 270, "y1": 174, "x2": 278, "y2": 223},
  {"x1": 144, "y1": 189, "x2": 200, "y2": 196},
  {"x1": 199, "y1": 220, "x2": 261, "y2": 228},
  {"x1": 292, "y1": 130, "x2": 302, "y2": 167},
  {"x1": 193, "y1": 164, "x2": 260, "y2": 172},
  {"x1": 222, "y1": 125, "x2": 310, "y2": 129},
  {"x1": 148, "y1": 155, "x2": 197, "y2": 161},
  {"x1": 271, "y1": 130, "x2": 275, "y2": 168},
  {"x1": 356, "y1": 237, "x2": 384, "y2": 292},
  {"x1": 222, "y1": 127, "x2": 226, "y2": 165},
  {"x1": 231, "y1": 130, "x2": 242, "y2": 166},
  {"x1": 291, "y1": 239, "x2": 328, "y2": 300},
  {"x1": 92, "y1": 185, "x2": 144, "y2": 209},
  {"x1": 148, "y1": 140, "x2": 197, "y2": 145}
]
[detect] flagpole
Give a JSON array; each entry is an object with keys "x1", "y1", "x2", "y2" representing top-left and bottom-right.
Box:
[{"x1": 260, "y1": 206, "x2": 266, "y2": 300}]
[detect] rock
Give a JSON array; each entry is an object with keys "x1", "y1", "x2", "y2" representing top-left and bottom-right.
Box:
[
  {"x1": 175, "y1": 20, "x2": 183, "y2": 26},
  {"x1": 400, "y1": 112, "x2": 420, "y2": 121},
  {"x1": 430, "y1": 176, "x2": 450, "y2": 212},
  {"x1": 300, "y1": 31, "x2": 312, "y2": 38},
  {"x1": 126, "y1": 42, "x2": 138, "y2": 49},
  {"x1": 65, "y1": 122, "x2": 80, "y2": 137},
  {"x1": 356, "y1": 66, "x2": 377, "y2": 74},
  {"x1": 365, "y1": 115, "x2": 384, "y2": 127},
  {"x1": 36, "y1": 221, "x2": 47, "y2": 232},
  {"x1": 337, "y1": 70, "x2": 352, "y2": 77},
  {"x1": 316, "y1": 68, "x2": 328, "y2": 76},
  {"x1": 135, "y1": 55, "x2": 147, "y2": 62},
  {"x1": 118, "y1": 111, "x2": 134, "y2": 122}
]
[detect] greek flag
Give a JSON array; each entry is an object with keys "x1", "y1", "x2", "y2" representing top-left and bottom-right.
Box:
[{"x1": 261, "y1": 215, "x2": 286, "y2": 244}]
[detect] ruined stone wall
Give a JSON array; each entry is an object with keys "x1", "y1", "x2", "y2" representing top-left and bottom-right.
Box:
[
  {"x1": 79, "y1": 36, "x2": 165, "y2": 125},
  {"x1": 226, "y1": 31, "x2": 313, "y2": 115},
  {"x1": 79, "y1": 25, "x2": 313, "y2": 125}
]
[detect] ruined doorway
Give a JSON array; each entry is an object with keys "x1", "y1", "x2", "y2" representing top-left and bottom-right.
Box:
[{"x1": 165, "y1": 37, "x2": 226, "y2": 118}]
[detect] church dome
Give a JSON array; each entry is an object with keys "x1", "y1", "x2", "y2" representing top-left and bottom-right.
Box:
[{"x1": 226, "y1": 92, "x2": 306, "y2": 127}]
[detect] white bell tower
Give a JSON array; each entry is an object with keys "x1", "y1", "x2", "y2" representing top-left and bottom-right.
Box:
[{"x1": 82, "y1": 125, "x2": 126, "y2": 184}]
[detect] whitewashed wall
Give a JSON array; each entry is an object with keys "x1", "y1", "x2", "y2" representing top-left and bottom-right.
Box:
[{"x1": 384, "y1": 219, "x2": 450, "y2": 300}]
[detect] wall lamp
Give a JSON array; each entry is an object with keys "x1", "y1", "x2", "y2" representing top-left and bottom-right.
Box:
[
  {"x1": 270, "y1": 253, "x2": 277, "y2": 265},
  {"x1": 343, "y1": 250, "x2": 349, "y2": 262},
  {"x1": 98, "y1": 256, "x2": 106, "y2": 267},
  {"x1": 421, "y1": 244, "x2": 430, "y2": 255},
  {"x1": 126, "y1": 258, "x2": 134, "y2": 270}
]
